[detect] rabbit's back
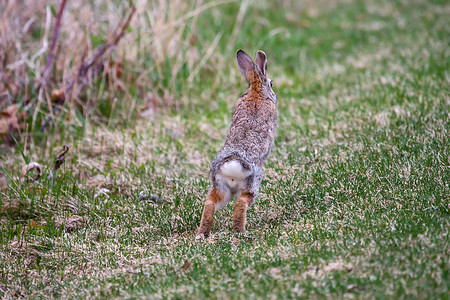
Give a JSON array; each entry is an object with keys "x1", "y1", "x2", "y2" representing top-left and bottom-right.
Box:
[{"x1": 223, "y1": 93, "x2": 278, "y2": 166}]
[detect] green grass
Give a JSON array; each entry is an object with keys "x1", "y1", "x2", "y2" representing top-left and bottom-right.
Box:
[{"x1": 1, "y1": 0, "x2": 449, "y2": 298}]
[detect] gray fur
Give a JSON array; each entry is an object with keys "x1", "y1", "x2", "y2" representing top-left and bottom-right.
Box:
[{"x1": 209, "y1": 49, "x2": 278, "y2": 202}]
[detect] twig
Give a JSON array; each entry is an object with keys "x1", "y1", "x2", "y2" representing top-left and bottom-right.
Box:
[
  {"x1": 73, "y1": 6, "x2": 136, "y2": 87},
  {"x1": 37, "y1": 0, "x2": 67, "y2": 91},
  {"x1": 39, "y1": 6, "x2": 136, "y2": 132}
]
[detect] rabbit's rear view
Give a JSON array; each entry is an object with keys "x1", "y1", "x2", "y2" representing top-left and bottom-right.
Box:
[{"x1": 197, "y1": 49, "x2": 278, "y2": 238}]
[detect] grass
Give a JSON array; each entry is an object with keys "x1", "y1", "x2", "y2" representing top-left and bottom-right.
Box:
[{"x1": 0, "y1": 0, "x2": 449, "y2": 298}]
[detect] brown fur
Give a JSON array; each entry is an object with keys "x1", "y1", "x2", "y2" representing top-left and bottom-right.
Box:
[
  {"x1": 197, "y1": 187, "x2": 224, "y2": 237},
  {"x1": 233, "y1": 192, "x2": 254, "y2": 232},
  {"x1": 247, "y1": 71, "x2": 262, "y2": 91},
  {"x1": 226, "y1": 88, "x2": 277, "y2": 166}
]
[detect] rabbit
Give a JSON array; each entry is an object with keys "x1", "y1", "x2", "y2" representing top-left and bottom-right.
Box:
[{"x1": 197, "y1": 49, "x2": 278, "y2": 238}]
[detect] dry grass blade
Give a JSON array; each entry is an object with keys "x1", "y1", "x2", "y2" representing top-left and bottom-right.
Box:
[
  {"x1": 188, "y1": 31, "x2": 223, "y2": 83},
  {"x1": 226, "y1": 0, "x2": 249, "y2": 50},
  {"x1": 167, "y1": 0, "x2": 238, "y2": 30},
  {"x1": 64, "y1": 215, "x2": 84, "y2": 232},
  {"x1": 39, "y1": 5, "x2": 136, "y2": 132},
  {"x1": 1, "y1": 198, "x2": 28, "y2": 217}
]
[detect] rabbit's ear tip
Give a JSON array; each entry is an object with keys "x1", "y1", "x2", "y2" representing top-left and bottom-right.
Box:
[{"x1": 256, "y1": 50, "x2": 267, "y2": 57}]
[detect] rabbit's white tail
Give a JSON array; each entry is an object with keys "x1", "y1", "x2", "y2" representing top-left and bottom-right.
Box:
[
  {"x1": 217, "y1": 160, "x2": 252, "y2": 193},
  {"x1": 221, "y1": 160, "x2": 250, "y2": 180}
]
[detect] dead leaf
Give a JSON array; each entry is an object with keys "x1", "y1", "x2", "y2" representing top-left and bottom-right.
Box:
[
  {"x1": 0, "y1": 104, "x2": 19, "y2": 134},
  {"x1": 53, "y1": 144, "x2": 69, "y2": 173},
  {"x1": 0, "y1": 104, "x2": 18, "y2": 118},
  {"x1": 113, "y1": 59, "x2": 123, "y2": 78},
  {"x1": 49, "y1": 144, "x2": 69, "y2": 186},
  {"x1": 51, "y1": 89, "x2": 65, "y2": 103},
  {"x1": 28, "y1": 220, "x2": 37, "y2": 229},
  {"x1": 347, "y1": 284, "x2": 359, "y2": 291},
  {"x1": 54, "y1": 144, "x2": 69, "y2": 171},
  {"x1": 180, "y1": 259, "x2": 192, "y2": 271},
  {"x1": 20, "y1": 162, "x2": 42, "y2": 182}
]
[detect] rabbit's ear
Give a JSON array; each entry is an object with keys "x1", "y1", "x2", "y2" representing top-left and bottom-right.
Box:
[
  {"x1": 255, "y1": 50, "x2": 267, "y2": 76},
  {"x1": 236, "y1": 49, "x2": 255, "y2": 81}
]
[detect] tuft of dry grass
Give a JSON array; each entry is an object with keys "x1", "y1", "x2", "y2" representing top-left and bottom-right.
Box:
[{"x1": 0, "y1": 0, "x2": 241, "y2": 139}]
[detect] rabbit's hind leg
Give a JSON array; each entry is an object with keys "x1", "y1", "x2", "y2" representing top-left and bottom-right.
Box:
[
  {"x1": 233, "y1": 191, "x2": 255, "y2": 233},
  {"x1": 197, "y1": 187, "x2": 230, "y2": 238}
]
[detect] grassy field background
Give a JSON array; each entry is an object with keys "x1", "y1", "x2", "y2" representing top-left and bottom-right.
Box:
[{"x1": 0, "y1": 0, "x2": 448, "y2": 298}]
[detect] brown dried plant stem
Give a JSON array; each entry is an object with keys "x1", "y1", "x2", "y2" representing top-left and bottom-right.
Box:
[
  {"x1": 39, "y1": 6, "x2": 136, "y2": 132},
  {"x1": 38, "y1": 0, "x2": 67, "y2": 90}
]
